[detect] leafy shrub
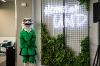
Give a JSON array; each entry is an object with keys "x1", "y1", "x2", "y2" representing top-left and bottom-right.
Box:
[{"x1": 41, "y1": 23, "x2": 90, "y2": 66}]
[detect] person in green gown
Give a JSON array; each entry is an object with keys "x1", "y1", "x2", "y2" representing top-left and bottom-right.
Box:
[{"x1": 19, "y1": 18, "x2": 36, "y2": 66}]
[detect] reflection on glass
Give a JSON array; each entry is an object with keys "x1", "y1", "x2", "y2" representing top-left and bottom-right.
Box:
[{"x1": 42, "y1": 0, "x2": 88, "y2": 55}]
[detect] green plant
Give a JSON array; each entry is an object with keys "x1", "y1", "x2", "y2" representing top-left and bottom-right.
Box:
[
  {"x1": 41, "y1": 23, "x2": 75, "y2": 66},
  {"x1": 74, "y1": 37, "x2": 90, "y2": 66},
  {"x1": 78, "y1": 0, "x2": 90, "y2": 10},
  {"x1": 41, "y1": 23, "x2": 90, "y2": 66}
]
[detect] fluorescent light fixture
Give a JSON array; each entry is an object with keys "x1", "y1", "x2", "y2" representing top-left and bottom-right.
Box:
[{"x1": 1, "y1": 0, "x2": 6, "y2": 2}]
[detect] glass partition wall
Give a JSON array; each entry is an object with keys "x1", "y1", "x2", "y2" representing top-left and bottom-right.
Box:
[{"x1": 42, "y1": 0, "x2": 89, "y2": 63}]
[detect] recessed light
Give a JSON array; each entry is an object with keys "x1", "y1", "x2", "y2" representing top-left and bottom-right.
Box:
[
  {"x1": 1, "y1": 0, "x2": 6, "y2": 2},
  {"x1": 21, "y1": 2, "x2": 27, "y2": 7}
]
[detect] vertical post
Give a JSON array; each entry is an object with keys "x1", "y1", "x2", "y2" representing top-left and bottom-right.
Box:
[
  {"x1": 41, "y1": 0, "x2": 42, "y2": 24},
  {"x1": 63, "y1": 0, "x2": 66, "y2": 47},
  {"x1": 98, "y1": 0, "x2": 100, "y2": 66},
  {"x1": 32, "y1": 0, "x2": 34, "y2": 21},
  {"x1": 98, "y1": 22, "x2": 100, "y2": 66}
]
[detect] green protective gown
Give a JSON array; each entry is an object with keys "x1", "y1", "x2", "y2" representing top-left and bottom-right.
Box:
[{"x1": 19, "y1": 28, "x2": 36, "y2": 63}]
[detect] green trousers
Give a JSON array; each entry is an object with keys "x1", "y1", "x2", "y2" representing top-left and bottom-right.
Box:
[{"x1": 22, "y1": 55, "x2": 36, "y2": 64}]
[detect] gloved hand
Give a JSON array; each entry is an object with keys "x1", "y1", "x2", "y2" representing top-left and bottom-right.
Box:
[{"x1": 19, "y1": 48, "x2": 22, "y2": 55}]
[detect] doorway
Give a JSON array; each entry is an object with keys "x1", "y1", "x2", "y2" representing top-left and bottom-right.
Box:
[{"x1": 0, "y1": 0, "x2": 16, "y2": 66}]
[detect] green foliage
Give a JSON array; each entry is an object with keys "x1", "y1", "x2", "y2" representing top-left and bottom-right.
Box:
[
  {"x1": 41, "y1": 23, "x2": 90, "y2": 66},
  {"x1": 78, "y1": 0, "x2": 90, "y2": 10},
  {"x1": 76, "y1": 37, "x2": 90, "y2": 66}
]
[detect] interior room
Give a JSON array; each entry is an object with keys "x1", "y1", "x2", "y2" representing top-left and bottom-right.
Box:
[
  {"x1": 0, "y1": 0, "x2": 15, "y2": 66},
  {"x1": 0, "y1": 0, "x2": 100, "y2": 66},
  {"x1": 0, "y1": 0, "x2": 41, "y2": 66},
  {"x1": 41, "y1": 0, "x2": 98, "y2": 66}
]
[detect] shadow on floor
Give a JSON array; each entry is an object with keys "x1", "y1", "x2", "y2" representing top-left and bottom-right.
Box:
[{"x1": 0, "y1": 61, "x2": 6, "y2": 66}]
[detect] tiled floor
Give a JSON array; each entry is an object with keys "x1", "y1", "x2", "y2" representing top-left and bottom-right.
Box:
[
  {"x1": 0, "y1": 54, "x2": 6, "y2": 66},
  {"x1": 0, "y1": 61, "x2": 6, "y2": 66}
]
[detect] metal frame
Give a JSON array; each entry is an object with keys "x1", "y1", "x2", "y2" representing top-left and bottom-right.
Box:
[
  {"x1": 63, "y1": 0, "x2": 66, "y2": 47},
  {"x1": 41, "y1": 0, "x2": 90, "y2": 64}
]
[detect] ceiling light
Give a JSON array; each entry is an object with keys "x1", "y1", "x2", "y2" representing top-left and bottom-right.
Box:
[{"x1": 1, "y1": 0, "x2": 6, "y2": 2}]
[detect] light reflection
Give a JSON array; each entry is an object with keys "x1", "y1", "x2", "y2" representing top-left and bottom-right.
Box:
[{"x1": 44, "y1": 5, "x2": 87, "y2": 28}]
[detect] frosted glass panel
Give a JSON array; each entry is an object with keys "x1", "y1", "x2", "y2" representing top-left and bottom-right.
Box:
[
  {"x1": 42, "y1": 0, "x2": 63, "y2": 36},
  {"x1": 65, "y1": 0, "x2": 88, "y2": 54},
  {"x1": 42, "y1": 0, "x2": 88, "y2": 54}
]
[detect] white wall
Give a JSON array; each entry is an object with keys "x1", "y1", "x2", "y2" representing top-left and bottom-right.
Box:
[
  {"x1": 89, "y1": 0, "x2": 98, "y2": 65},
  {"x1": 34, "y1": 0, "x2": 41, "y2": 66},
  {"x1": 16, "y1": 0, "x2": 32, "y2": 66},
  {"x1": 0, "y1": 1, "x2": 15, "y2": 37}
]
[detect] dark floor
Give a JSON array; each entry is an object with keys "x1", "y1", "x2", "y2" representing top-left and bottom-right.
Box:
[{"x1": 0, "y1": 61, "x2": 6, "y2": 66}]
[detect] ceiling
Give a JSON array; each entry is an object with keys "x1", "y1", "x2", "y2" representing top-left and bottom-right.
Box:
[
  {"x1": 0, "y1": 0, "x2": 15, "y2": 7},
  {"x1": 5, "y1": 0, "x2": 14, "y2": 1},
  {"x1": 0, "y1": 0, "x2": 14, "y2": 2}
]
